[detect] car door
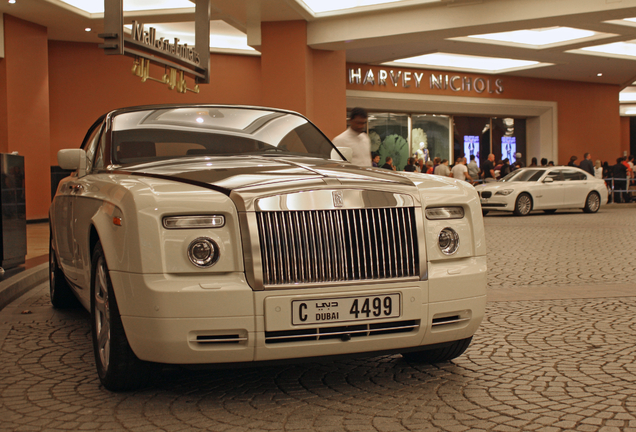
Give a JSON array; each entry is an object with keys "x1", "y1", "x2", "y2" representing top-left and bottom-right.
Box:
[
  {"x1": 535, "y1": 169, "x2": 565, "y2": 208},
  {"x1": 561, "y1": 169, "x2": 590, "y2": 207},
  {"x1": 60, "y1": 120, "x2": 105, "y2": 284}
]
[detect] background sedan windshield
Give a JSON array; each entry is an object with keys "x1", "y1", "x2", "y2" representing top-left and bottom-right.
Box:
[
  {"x1": 501, "y1": 169, "x2": 544, "y2": 182},
  {"x1": 111, "y1": 107, "x2": 336, "y2": 164}
]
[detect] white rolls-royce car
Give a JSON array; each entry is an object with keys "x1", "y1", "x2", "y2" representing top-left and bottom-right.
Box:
[
  {"x1": 475, "y1": 166, "x2": 608, "y2": 216},
  {"x1": 50, "y1": 105, "x2": 487, "y2": 391}
]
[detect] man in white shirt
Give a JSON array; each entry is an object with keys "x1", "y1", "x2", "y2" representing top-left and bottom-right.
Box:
[
  {"x1": 332, "y1": 107, "x2": 372, "y2": 167},
  {"x1": 434, "y1": 159, "x2": 451, "y2": 177},
  {"x1": 451, "y1": 157, "x2": 473, "y2": 182}
]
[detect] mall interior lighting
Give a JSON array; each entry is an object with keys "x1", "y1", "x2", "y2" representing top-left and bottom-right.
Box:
[
  {"x1": 299, "y1": 0, "x2": 439, "y2": 14},
  {"x1": 578, "y1": 40, "x2": 636, "y2": 59},
  {"x1": 464, "y1": 27, "x2": 597, "y2": 47},
  {"x1": 58, "y1": 0, "x2": 193, "y2": 14},
  {"x1": 388, "y1": 53, "x2": 543, "y2": 73}
]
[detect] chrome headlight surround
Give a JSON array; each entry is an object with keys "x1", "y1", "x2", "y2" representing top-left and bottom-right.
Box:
[
  {"x1": 187, "y1": 237, "x2": 220, "y2": 267},
  {"x1": 438, "y1": 227, "x2": 460, "y2": 255},
  {"x1": 425, "y1": 207, "x2": 464, "y2": 220},
  {"x1": 163, "y1": 215, "x2": 225, "y2": 229}
]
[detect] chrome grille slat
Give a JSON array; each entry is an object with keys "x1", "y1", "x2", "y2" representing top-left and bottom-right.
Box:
[{"x1": 257, "y1": 208, "x2": 420, "y2": 286}]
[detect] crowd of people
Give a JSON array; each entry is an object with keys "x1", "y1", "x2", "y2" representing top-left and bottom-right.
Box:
[{"x1": 333, "y1": 107, "x2": 635, "y2": 202}]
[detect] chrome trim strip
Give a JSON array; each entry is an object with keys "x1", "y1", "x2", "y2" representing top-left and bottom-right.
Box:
[
  {"x1": 196, "y1": 337, "x2": 249, "y2": 343},
  {"x1": 255, "y1": 190, "x2": 415, "y2": 211},
  {"x1": 262, "y1": 276, "x2": 420, "y2": 290},
  {"x1": 431, "y1": 317, "x2": 471, "y2": 326}
]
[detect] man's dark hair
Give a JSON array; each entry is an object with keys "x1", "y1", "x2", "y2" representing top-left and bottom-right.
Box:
[
  {"x1": 584, "y1": 152, "x2": 590, "y2": 159},
  {"x1": 541, "y1": 158, "x2": 547, "y2": 166},
  {"x1": 385, "y1": 156, "x2": 392, "y2": 162},
  {"x1": 470, "y1": 154, "x2": 475, "y2": 160},
  {"x1": 371, "y1": 152, "x2": 379, "y2": 159},
  {"x1": 349, "y1": 107, "x2": 368, "y2": 120}
]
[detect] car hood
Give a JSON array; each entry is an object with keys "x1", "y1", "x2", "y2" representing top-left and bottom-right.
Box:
[{"x1": 119, "y1": 155, "x2": 416, "y2": 192}]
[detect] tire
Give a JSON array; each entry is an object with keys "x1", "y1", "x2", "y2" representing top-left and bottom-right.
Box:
[
  {"x1": 402, "y1": 337, "x2": 472, "y2": 364},
  {"x1": 49, "y1": 235, "x2": 78, "y2": 309},
  {"x1": 543, "y1": 209, "x2": 557, "y2": 214},
  {"x1": 583, "y1": 192, "x2": 601, "y2": 213},
  {"x1": 482, "y1": 210, "x2": 489, "y2": 216},
  {"x1": 91, "y1": 241, "x2": 153, "y2": 391},
  {"x1": 513, "y1": 193, "x2": 533, "y2": 216}
]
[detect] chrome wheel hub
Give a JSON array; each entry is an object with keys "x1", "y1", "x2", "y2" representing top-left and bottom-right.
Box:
[{"x1": 94, "y1": 257, "x2": 111, "y2": 370}]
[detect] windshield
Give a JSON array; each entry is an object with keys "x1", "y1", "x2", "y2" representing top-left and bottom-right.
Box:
[
  {"x1": 500, "y1": 169, "x2": 545, "y2": 182},
  {"x1": 110, "y1": 107, "x2": 339, "y2": 165}
]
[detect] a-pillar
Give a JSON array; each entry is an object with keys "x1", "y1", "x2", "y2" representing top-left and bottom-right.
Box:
[
  {"x1": 260, "y1": 20, "x2": 347, "y2": 139},
  {"x1": 0, "y1": 14, "x2": 51, "y2": 220}
]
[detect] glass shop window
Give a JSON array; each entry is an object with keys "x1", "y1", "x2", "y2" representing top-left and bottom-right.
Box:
[{"x1": 367, "y1": 113, "x2": 409, "y2": 171}]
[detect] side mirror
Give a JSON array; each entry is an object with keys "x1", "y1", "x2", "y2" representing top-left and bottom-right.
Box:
[
  {"x1": 331, "y1": 146, "x2": 353, "y2": 162},
  {"x1": 58, "y1": 149, "x2": 87, "y2": 178},
  {"x1": 543, "y1": 177, "x2": 554, "y2": 183}
]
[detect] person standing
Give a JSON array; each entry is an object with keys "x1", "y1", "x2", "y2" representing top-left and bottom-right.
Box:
[
  {"x1": 371, "y1": 152, "x2": 380, "y2": 167},
  {"x1": 434, "y1": 159, "x2": 451, "y2": 177},
  {"x1": 451, "y1": 157, "x2": 473, "y2": 182},
  {"x1": 381, "y1": 156, "x2": 396, "y2": 170},
  {"x1": 579, "y1": 152, "x2": 594, "y2": 176},
  {"x1": 404, "y1": 157, "x2": 417, "y2": 172},
  {"x1": 482, "y1": 153, "x2": 496, "y2": 183},
  {"x1": 332, "y1": 107, "x2": 372, "y2": 167},
  {"x1": 467, "y1": 155, "x2": 479, "y2": 181}
]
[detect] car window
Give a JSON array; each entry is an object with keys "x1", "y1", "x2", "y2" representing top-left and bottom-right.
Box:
[
  {"x1": 562, "y1": 170, "x2": 586, "y2": 181},
  {"x1": 501, "y1": 169, "x2": 544, "y2": 182},
  {"x1": 110, "y1": 108, "x2": 335, "y2": 165},
  {"x1": 545, "y1": 170, "x2": 563, "y2": 181}
]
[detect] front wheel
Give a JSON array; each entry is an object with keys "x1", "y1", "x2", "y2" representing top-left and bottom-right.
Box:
[
  {"x1": 513, "y1": 193, "x2": 533, "y2": 216},
  {"x1": 402, "y1": 337, "x2": 472, "y2": 363},
  {"x1": 583, "y1": 192, "x2": 601, "y2": 213},
  {"x1": 49, "y1": 235, "x2": 78, "y2": 309},
  {"x1": 91, "y1": 241, "x2": 153, "y2": 391}
]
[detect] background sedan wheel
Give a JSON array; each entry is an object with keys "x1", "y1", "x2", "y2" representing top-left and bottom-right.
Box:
[
  {"x1": 513, "y1": 193, "x2": 533, "y2": 216},
  {"x1": 402, "y1": 337, "x2": 472, "y2": 363},
  {"x1": 91, "y1": 241, "x2": 153, "y2": 391},
  {"x1": 583, "y1": 192, "x2": 601, "y2": 213}
]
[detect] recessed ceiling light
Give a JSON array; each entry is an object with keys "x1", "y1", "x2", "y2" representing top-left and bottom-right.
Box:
[
  {"x1": 597, "y1": 73, "x2": 603, "y2": 77},
  {"x1": 386, "y1": 53, "x2": 548, "y2": 74},
  {"x1": 8, "y1": 0, "x2": 16, "y2": 4},
  {"x1": 85, "y1": 28, "x2": 91, "y2": 32}
]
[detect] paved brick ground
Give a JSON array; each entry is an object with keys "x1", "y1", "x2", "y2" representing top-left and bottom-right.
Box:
[{"x1": 1, "y1": 204, "x2": 635, "y2": 432}]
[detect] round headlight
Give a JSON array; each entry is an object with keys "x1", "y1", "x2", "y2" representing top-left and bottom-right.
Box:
[
  {"x1": 187, "y1": 237, "x2": 220, "y2": 267},
  {"x1": 438, "y1": 228, "x2": 460, "y2": 255}
]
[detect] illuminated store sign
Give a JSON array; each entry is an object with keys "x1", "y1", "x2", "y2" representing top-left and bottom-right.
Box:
[
  {"x1": 348, "y1": 68, "x2": 504, "y2": 94},
  {"x1": 131, "y1": 21, "x2": 200, "y2": 66}
]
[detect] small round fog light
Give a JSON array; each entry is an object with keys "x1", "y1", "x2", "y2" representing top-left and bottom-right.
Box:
[
  {"x1": 438, "y1": 228, "x2": 459, "y2": 255},
  {"x1": 187, "y1": 237, "x2": 219, "y2": 267}
]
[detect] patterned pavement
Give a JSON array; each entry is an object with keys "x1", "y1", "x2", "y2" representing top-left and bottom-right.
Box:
[{"x1": 1, "y1": 204, "x2": 636, "y2": 432}]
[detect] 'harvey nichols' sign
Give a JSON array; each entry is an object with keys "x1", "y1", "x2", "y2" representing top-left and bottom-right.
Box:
[{"x1": 349, "y1": 67, "x2": 504, "y2": 94}]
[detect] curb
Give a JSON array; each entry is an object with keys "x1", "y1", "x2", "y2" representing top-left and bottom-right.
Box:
[{"x1": 0, "y1": 263, "x2": 48, "y2": 311}]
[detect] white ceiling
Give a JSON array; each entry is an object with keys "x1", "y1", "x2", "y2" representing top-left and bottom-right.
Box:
[{"x1": 5, "y1": 0, "x2": 636, "y2": 111}]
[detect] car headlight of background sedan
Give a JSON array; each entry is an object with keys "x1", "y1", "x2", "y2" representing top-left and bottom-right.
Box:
[
  {"x1": 438, "y1": 227, "x2": 460, "y2": 255},
  {"x1": 495, "y1": 189, "x2": 514, "y2": 196}
]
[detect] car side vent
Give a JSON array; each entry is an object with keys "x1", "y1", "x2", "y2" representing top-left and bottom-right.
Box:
[{"x1": 265, "y1": 320, "x2": 419, "y2": 344}]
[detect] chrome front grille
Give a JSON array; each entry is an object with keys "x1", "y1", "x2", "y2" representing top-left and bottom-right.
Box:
[
  {"x1": 265, "y1": 320, "x2": 420, "y2": 344},
  {"x1": 256, "y1": 207, "x2": 419, "y2": 286}
]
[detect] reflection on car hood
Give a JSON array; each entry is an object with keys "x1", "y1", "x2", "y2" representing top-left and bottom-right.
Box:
[{"x1": 118, "y1": 155, "x2": 419, "y2": 193}]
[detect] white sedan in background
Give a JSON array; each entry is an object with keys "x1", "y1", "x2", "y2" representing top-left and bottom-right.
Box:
[{"x1": 475, "y1": 167, "x2": 608, "y2": 216}]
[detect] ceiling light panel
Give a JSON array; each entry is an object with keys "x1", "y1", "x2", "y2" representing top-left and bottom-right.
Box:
[
  {"x1": 386, "y1": 53, "x2": 549, "y2": 74},
  {"x1": 299, "y1": 0, "x2": 439, "y2": 14},
  {"x1": 574, "y1": 41, "x2": 636, "y2": 59},
  {"x1": 59, "y1": 0, "x2": 194, "y2": 14},
  {"x1": 452, "y1": 26, "x2": 613, "y2": 49}
]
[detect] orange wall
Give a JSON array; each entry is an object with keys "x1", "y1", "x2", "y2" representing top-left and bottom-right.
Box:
[
  {"x1": 1, "y1": 15, "x2": 51, "y2": 220},
  {"x1": 311, "y1": 49, "x2": 347, "y2": 139},
  {"x1": 48, "y1": 41, "x2": 263, "y2": 162},
  {"x1": 621, "y1": 116, "x2": 630, "y2": 156},
  {"x1": 346, "y1": 64, "x2": 622, "y2": 165}
]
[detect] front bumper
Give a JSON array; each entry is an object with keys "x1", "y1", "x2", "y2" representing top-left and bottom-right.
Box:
[{"x1": 110, "y1": 256, "x2": 487, "y2": 364}]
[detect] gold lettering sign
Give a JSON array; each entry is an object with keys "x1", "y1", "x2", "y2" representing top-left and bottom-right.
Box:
[
  {"x1": 349, "y1": 68, "x2": 504, "y2": 95},
  {"x1": 131, "y1": 21, "x2": 201, "y2": 66}
]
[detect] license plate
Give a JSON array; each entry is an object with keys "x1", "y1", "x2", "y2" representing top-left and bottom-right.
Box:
[{"x1": 292, "y1": 294, "x2": 401, "y2": 325}]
